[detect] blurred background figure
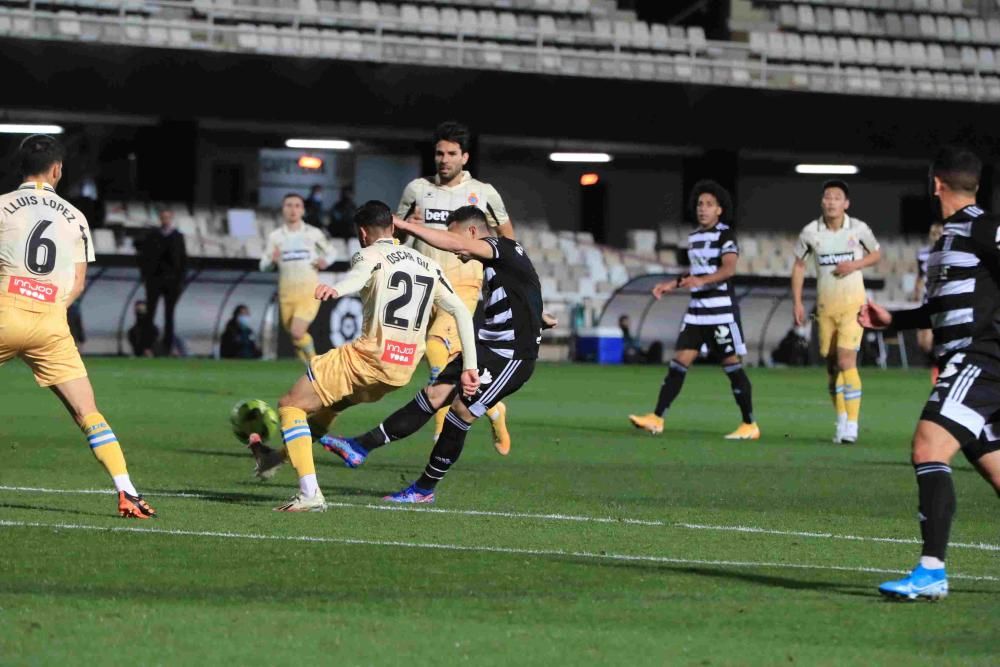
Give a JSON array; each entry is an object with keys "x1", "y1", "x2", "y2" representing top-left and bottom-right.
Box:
[
  {"x1": 305, "y1": 184, "x2": 324, "y2": 228},
  {"x1": 127, "y1": 300, "x2": 157, "y2": 357},
  {"x1": 220, "y1": 304, "x2": 262, "y2": 359},
  {"x1": 327, "y1": 185, "x2": 355, "y2": 239},
  {"x1": 138, "y1": 209, "x2": 187, "y2": 356}
]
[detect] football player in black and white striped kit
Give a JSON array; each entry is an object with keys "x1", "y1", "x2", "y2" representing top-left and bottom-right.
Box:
[
  {"x1": 861, "y1": 148, "x2": 1000, "y2": 600},
  {"x1": 913, "y1": 222, "x2": 944, "y2": 382},
  {"x1": 629, "y1": 180, "x2": 759, "y2": 440}
]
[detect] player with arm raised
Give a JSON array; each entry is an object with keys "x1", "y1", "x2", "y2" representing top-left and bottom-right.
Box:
[
  {"x1": 860, "y1": 147, "x2": 1000, "y2": 600},
  {"x1": 0, "y1": 135, "x2": 155, "y2": 518},
  {"x1": 628, "y1": 181, "x2": 759, "y2": 440},
  {"x1": 253, "y1": 200, "x2": 478, "y2": 512},
  {"x1": 322, "y1": 206, "x2": 541, "y2": 503},
  {"x1": 397, "y1": 121, "x2": 517, "y2": 454},
  {"x1": 259, "y1": 193, "x2": 335, "y2": 364},
  {"x1": 790, "y1": 180, "x2": 881, "y2": 444}
]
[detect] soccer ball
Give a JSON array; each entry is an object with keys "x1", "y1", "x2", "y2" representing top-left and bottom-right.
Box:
[{"x1": 230, "y1": 399, "x2": 280, "y2": 444}]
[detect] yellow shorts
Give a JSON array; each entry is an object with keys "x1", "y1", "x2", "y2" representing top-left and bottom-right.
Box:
[
  {"x1": 0, "y1": 296, "x2": 87, "y2": 387},
  {"x1": 308, "y1": 345, "x2": 399, "y2": 409},
  {"x1": 427, "y1": 284, "x2": 480, "y2": 355},
  {"x1": 816, "y1": 302, "x2": 865, "y2": 357},
  {"x1": 279, "y1": 290, "x2": 321, "y2": 332}
]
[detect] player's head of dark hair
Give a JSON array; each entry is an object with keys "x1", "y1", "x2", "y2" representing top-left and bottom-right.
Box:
[
  {"x1": 434, "y1": 121, "x2": 470, "y2": 153},
  {"x1": 17, "y1": 134, "x2": 65, "y2": 179},
  {"x1": 353, "y1": 200, "x2": 393, "y2": 230},
  {"x1": 282, "y1": 192, "x2": 305, "y2": 205},
  {"x1": 932, "y1": 146, "x2": 981, "y2": 195},
  {"x1": 446, "y1": 205, "x2": 488, "y2": 231},
  {"x1": 688, "y1": 179, "x2": 732, "y2": 222},
  {"x1": 232, "y1": 303, "x2": 249, "y2": 319},
  {"x1": 821, "y1": 179, "x2": 850, "y2": 198}
]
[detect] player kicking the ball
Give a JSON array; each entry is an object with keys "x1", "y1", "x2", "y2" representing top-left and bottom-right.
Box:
[
  {"x1": 322, "y1": 205, "x2": 543, "y2": 503},
  {"x1": 0, "y1": 135, "x2": 155, "y2": 518},
  {"x1": 251, "y1": 200, "x2": 479, "y2": 512}
]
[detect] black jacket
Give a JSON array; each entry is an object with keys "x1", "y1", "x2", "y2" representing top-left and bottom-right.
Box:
[{"x1": 139, "y1": 228, "x2": 187, "y2": 284}]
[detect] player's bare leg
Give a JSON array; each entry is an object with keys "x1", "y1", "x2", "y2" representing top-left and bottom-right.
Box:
[
  {"x1": 720, "y1": 354, "x2": 760, "y2": 440},
  {"x1": 971, "y1": 450, "x2": 1000, "y2": 497},
  {"x1": 630, "y1": 348, "x2": 698, "y2": 435},
  {"x1": 274, "y1": 374, "x2": 328, "y2": 511},
  {"x1": 288, "y1": 316, "x2": 316, "y2": 364},
  {"x1": 50, "y1": 376, "x2": 155, "y2": 518},
  {"x1": 879, "y1": 420, "x2": 960, "y2": 599}
]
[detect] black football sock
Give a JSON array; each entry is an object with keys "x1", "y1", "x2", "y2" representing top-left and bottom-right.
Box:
[
  {"x1": 654, "y1": 360, "x2": 688, "y2": 417},
  {"x1": 724, "y1": 362, "x2": 755, "y2": 424},
  {"x1": 915, "y1": 462, "x2": 956, "y2": 561},
  {"x1": 355, "y1": 390, "x2": 437, "y2": 451},
  {"x1": 416, "y1": 411, "x2": 471, "y2": 491}
]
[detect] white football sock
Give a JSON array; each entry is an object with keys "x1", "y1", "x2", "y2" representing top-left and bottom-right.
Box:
[
  {"x1": 920, "y1": 556, "x2": 945, "y2": 570},
  {"x1": 113, "y1": 474, "x2": 138, "y2": 497},
  {"x1": 299, "y1": 473, "x2": 320, "y2": 498}
]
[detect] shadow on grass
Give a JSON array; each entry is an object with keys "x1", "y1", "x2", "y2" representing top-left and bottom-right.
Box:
[{"x1": 0, "y1": 502, "x2": 108, "y2": 518}]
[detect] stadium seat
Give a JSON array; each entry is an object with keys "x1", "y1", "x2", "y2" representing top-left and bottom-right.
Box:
[
  {"x1": 631, "y1": 20, "x2": 650, "y2": 49},
  {"x1": 927, "y1": 43, "x2": 944, "y2": 69},
  {"x1": 933, "y1": 71, "x2": 951, "y2": 96},
  {"x1": 884, "y1": 12, "x2": 903, "y2": 37},
  {"x1": 93, "y1": 229, "x2": 116, "y2": 254},
  {"x1": 169, "y1": 20, "x2": 192, "y2": 47},
  {"x1": 902, "y1": 13, "x2": 920, "y2": 38},
  {"x1": 815, "y1": 6, "x2": 832, "y2": 33},
  {"x1": 849, "y1": 9, "x2": 867, "y2": 35},
  {"x1": 767, "y1": 32, "x2": 786, "y2": 59},
  {"x1": 687, "y1": 25, "x2": 706, "y2": 50},
  {"x1": 960, "y1": 45, "x2": 977, "y2": 71},
  {"x1": 56, "y1": 11, "x2": 82, "y2": 38},
  {"x1": 460, "y1": 9, "x2": 479, "y2": 36},
  {"x1": 820, "y1": 36, "x2": 838, "y2": 61},
  {"x1": 400, "y1": 4, "x2": 419, "y2": 28},
  {"x1": 419, "y1": 6, "x2": 441, "y2": 34},
  {"x1": 779, "y1": 4, "x2": 797, "y2": 29},
  {"x1": 856, "y1": 38, "x2": 875, "y2": 64},
  {"x1": 498, "y1": 12, "x2": 518, "y2": 39},
  {"x1": 833, "y1": 8, "x2": 850, "y2": 32},
  {"x1": 919, "y1": 14, "x2": 936, "y2": 39},
  {"x1": 837, "y1": 36, "x2": 858, "y2": 64},
  {"x1": 797, "y1": 4, "x2": 815, "y2": 31},
  {"x1": 785, "y1": 33, "x2": 803, "y2": 60},
  {"x1": 148, "y1": 23, "x2": 169, "y2": 45},
  {"x1": 988, "y1": 19, "x2": 1000, "y2": 43},
  {"x1": 936, "y1": 16, "x2": 954, "y2": 41},
  {"x1": 954, "y1": 17, "x2": 970, "y2": 41},
  {"x1": 749, "y1": 31, "x2": 766, "y2": 56},
  {"x1": 970, "y1": 18, "x2": 987, "y2": 43},
  {"x1": 478, "y1": 10, "x2": 499, "y2": 36},
  {"x1": 979, "y1": 47, "x2": 996, "y2": 73},
  {"x1": 909, "y1": 41, "x2": 928, "y2": 68},
  {"x1": 649, "y1": 23, "x2": 667, "y2": 50},
  {"x1": 359, "y1": 1, "x2": 378, "y2": 22},
  {"x1": 803, "y1": 34, "x2": 823, "y2": 61},
  {"x1": 875, "y1": 39, "x2": 894, "y2": 66},
  {"x1": 950, "y1": 72, "x2": 970, "y2": 97}
]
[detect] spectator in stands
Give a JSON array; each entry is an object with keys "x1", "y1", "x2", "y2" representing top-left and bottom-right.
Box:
[
  {"x1": 138, "y1": 209, "x2": 187, "y2": 356},
  {"x1": 304, "y1": 184, "x2": 324, "y2": 229},
  {"x1": 127, "y1": 300, "x2": 157, "y2": 357},
  {"x1": 328, "y1": 185, "x2": 356, "y2": 239},
  {"x1": 220, "y1": 304, "x2": 261, "y2": 359},
  {"x1": 620, "y1": 314, "x2": 644, "y2": 363}
]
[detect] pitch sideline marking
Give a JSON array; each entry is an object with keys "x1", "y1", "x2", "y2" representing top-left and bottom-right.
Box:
[
  {"x1": 2, "y1": 518, "x2": 998, "y2": 583},
  {"x1": 1, "y1": 484, "x2": 999, "y2": 553}
]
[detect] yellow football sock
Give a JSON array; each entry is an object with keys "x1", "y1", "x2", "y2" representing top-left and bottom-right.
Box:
[
  {"x1": 293, "y1": 334, "x2": 316, "y2": 363},
  {"x1": 843, "y1": 367, "x2": 862, "y2": 422},
  {"x1": 82, "y1": 412, "x2": 128, "y2": 477},
  {"x1": 486, "y1": 406, "x2": 502, "y2": 421},
  {"x1": 425, "y1": 337, "x2": 450, "y2": 383},
  {"x1": 279, "y1": 406, "x2": 315, "y2": 478},
  {"x1": 433, "y1": 406, "x2": 448, "y2": 439}
]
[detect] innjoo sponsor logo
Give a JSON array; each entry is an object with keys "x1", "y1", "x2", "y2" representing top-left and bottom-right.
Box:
[
  {"x1": 381, "y1": 340, "x2": 417, "y2": 365},
  {"x1": 8, "y1": 276, "x2": 57, "y2": 302}
]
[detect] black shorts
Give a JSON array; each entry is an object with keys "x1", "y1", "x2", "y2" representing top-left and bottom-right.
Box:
[
  {"x1": 675, "y1": 319, "x2": 747, "y2": 358},
  {"x1": 920, "y1": 351, "x2": 1000, "y2": 463},
  {"x1": 436, "y1": 345, "x2": 536, "y2": 418}
]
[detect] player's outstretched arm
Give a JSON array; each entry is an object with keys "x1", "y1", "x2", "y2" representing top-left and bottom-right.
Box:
[
  {"x1": 315, "y1": 251, "x2": 376, "y2": 300},
  {"x1": 393, "y1": 217, "x2": 494, "y2": 260},
  {"x1": 67, "y1": 262, "x2": 87, "y2": 305},
  {"x1": 652, "y1": 279, "x2": 680, "y2": 299},
  {"x1": 866, "y1": 301, "x2": 931, "y2": 331}
]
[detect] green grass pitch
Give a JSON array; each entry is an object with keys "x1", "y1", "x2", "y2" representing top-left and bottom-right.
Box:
[{"x1": 1, "y1": 358, "x2": 998, "y2": 665}]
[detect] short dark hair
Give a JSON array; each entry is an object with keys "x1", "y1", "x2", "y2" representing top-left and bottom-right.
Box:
[
  {"x1": 688, "y1": 179, "x2": 733, "y2": 221},
  {"x1": 932, "y1": 146, "x2": 981, "y2": 194},
  {"x1": 434, "y1": 121, "x2": 470, "y2": 153},
  {"x1": 822, "y1": 179, "x2": 850, "y2": 198},
  {"x1": 446, "y1": 205, "x2": 487, "y2": 227},
  {"x1": 18, "y1": 134, "x2": 64, "y2": 179},
  {"x1": 353, "y1": 200, "x2": 393, "y2": 228},
  {"x1": 282, "y1": 192, "x2": 306, "y2": 204}
]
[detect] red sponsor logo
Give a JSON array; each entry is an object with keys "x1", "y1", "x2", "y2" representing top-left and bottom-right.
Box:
[
  {"x1": 8, "y1": 276, "x2": 58, "y2": 303},
  {"x1": 381, "y1": 340, "x2": 417, "y2": 366}
]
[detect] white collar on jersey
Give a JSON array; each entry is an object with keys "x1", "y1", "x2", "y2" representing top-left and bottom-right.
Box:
[
  {"x1": 818, "y1": 214, "x2": 852, "y2": 231},
  {"x1": 374, "y1": 238, "x2": 399, "y2": 245},
  {"x1": 18, "y1": 181, "x2": 55, "y2": 192},
  {"x1": 434, "y1": 170, "x2": 472, "y2": 187}
]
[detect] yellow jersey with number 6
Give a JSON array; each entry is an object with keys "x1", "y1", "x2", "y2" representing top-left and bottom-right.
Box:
[{"x1": 0, "y1": 181, "x2": 93, "y2": 308}]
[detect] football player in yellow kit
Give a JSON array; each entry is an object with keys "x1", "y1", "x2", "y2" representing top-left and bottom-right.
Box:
[
  {"x1": 254, "y1": 201, "x2": 479, "y2": 512},
  {"x1": 260, "y1": 193, "x2": 335, "y2": 363},
  {"x1": 791, "y1": 180, "x2": 881, "y2": 444},
  {"x1": 0, "y1": 135, "x2": 155, "y2": 518}
]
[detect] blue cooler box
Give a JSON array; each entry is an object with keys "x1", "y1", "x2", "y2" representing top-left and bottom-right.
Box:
[{"x1": 574, "y1": 327, "x2": 624, "y2": 364}]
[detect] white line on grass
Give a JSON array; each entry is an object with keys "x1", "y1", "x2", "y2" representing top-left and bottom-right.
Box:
[
  {"x1": 2, "y1": 484, "x2": 999, "y2": 553},
  {"x1": 2, "y1": 518, "x2": 998, "y2": 583}
]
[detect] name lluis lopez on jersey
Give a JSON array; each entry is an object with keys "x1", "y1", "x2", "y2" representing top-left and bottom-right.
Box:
[{"x1": 3, "y1": 195, "x2": 77, "y2": 222}]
